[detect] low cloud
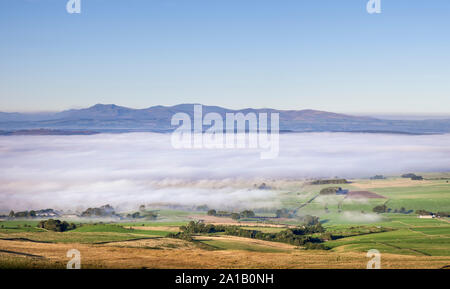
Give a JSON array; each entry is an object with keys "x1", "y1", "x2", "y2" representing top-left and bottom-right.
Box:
[
  {"x1": 340, "y1": 211, "x2": 383, "y2": 223},
  {"x1": 0, "y1": 132, "x2": 449, "y2": 211}
]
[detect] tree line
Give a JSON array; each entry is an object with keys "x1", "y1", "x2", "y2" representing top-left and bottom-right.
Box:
[
  {"x1": 37, "y1": 219, "x2": 77, "y2": 232},
  {"x1": 168, "y1": 221, "x2": 329, "y2": 249}
]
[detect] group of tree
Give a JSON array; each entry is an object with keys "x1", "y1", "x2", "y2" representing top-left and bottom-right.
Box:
[
  {"x1": 275, "y1": 208, "x2": 294, "y2": 218},
  {"x1": 7, "y1": 208, "x2": 60, "y2": 219},
  {"x1": 179, "y1": 221, "x2": 226, "y2": 234},
  {"x1": 401, "y1": 173, "x2": 424, "y2": 180},
  {"x1": 126, "y1": 211, "x2": 157, "y2": 220},
  {"x1": 373, "y1": 205, "x2": 414, "y2": 214},
  {"x1": 37, "y1": 219, "x2": 77, "y2": 232},
  {"x1": 370, "y1": 175, "x2": 386, "y2": 180},
  {"x1": 126, "y1": 212, "x2": 143, "y2": 219},
  {"x1": 207, "y1": 209, "x2": 255, "y2": 220},
  {"x1": 301, "y1": 215, "x2": 321, "y2": 226},
  {"x1": 319, "y1": 187, "x2": 341, "y2": 195},
  {"x1": 207, "y1": 209, "x2": 229, "y2": 217},
  {"x1": 310, "y1": 179, "x2": 348, "y2": 185},
  {"x1": 415, "y1": 210, "x2": 450, "y2": 217},
  {"x1": 8, "y1": 210, "x2": 36, "y2": 218},
  {"x1": 169, "y1": 221, "x2": 328, "y2": 248},
  {"x1": 240, "y1": 210, "x2": 256, "y2": 218},
  {"x1": 231, "y1": 213, "x2": 240, "y2": 220},
  {"x1": 372, "y1": 204, "x2": 388, "y2": 214},
  {"x1": 392, "y1": 207, "x2": 413, "y2": 214},
  {"x1": 81, "y1": 204, "x2": 117, "y2": 218},
  {"x1": 415, "y1": 209, "x2": 433, "y2": 216},
  {"x1": 166, "y1": 231, "x2": 194, "y2": 242}
]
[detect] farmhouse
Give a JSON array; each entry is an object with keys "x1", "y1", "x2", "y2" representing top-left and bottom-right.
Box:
[{"x1": 418, "y1": 215, "x2": 435, "y2": 219}]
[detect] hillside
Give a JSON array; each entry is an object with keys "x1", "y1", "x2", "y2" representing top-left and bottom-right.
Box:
[{"x1": 0, "y1": 104, "x2": 449, "y2": 134}]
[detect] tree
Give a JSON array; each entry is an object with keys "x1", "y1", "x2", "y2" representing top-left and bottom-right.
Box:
[
  {"x1": 415, "y1": 209, "x2": 432, "y2": 216},
  {"x1": 240, "y1": 210, "x2": 255, "y2": 218},
  {"x1": 231, "y1": 213, "x2": 240, "y2": 220},
  {"x1": 276, "y1": 209, "x2": 292, "y2": 218},
  {"x1": 401, "y1": 173, "x2": 416, "y2": 178},
  {"x1": 303, "y1": 215, "x2": 320, "y2": 226},
  {"x1": 207, "y1": 209, "x2": 217, "y2": 216},
  {"x1": 373, "y1": 205, "x2": 387, "y2": 214},
  {"x1": 320, "y1": 187, "x2": 340, "y2": 195},
  {"x1": 8, "y1": 210, "x2": 14, "y2": 218},
  {"x1": 37, "y1": 219, "x2": 75, "y2": 232}
]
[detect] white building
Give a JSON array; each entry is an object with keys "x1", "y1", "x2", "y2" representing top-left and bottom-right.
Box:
[{"x1": 418, "y1": 215, "x2": 435, "y2": 219}]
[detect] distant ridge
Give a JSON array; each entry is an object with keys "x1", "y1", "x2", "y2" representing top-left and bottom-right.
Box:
[
  {"x1": 0, "y1": 129, "x2": 99, "y2": 136},
  {"x1": 0, "y1": 104, "x2": 449, "y2": 134}
]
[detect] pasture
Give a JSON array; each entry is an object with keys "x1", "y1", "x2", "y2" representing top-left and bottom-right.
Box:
[{"x1": 0, "y1": 177, "x2": 449, "y2": 268}]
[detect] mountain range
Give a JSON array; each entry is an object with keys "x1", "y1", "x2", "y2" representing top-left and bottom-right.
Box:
[{"x1": 0, "y1": 104, "x2": 449, "y2": 134}]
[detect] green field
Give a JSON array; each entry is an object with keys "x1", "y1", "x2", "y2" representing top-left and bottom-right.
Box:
[
  {"x1": 72, "y1": 224, "x2": 169, "y2": 236},
  {"x1": 0, "y1": 177, "x2": 449, "y2": 268}
]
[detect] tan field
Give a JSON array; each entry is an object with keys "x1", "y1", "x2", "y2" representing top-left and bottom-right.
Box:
[
  {"x1": 1, "y1": 238, "x2": 450, "y2": 269},
  {"x1": 124, "y1": 226, "x2": 181, "y2": 232},
  {"x1": 188, "y1": 215, "x2": 296, "y2": 228},
  {"x1": 350, "y1": 178, "x2": 433, "y2": 189}
]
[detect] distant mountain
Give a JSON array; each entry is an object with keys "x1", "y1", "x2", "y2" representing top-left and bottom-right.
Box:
[
  {"x1": 0, "y1": 129, "x2": 99, "y2": 136},
  {"x1": 0, "y1": 104, "x2": 449, "y2": 134}
]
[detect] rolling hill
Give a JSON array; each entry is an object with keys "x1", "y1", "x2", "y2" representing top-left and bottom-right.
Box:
[{"x1": 0, "y1": 104, "x2": 449, "y2": 134}]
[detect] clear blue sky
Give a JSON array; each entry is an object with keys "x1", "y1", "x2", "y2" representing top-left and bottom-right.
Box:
[{"x1": 1, "y1": 0, "x2": 449, "y2": 113}]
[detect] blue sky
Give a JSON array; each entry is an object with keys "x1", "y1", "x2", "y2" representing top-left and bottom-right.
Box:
[{"x1": 0, "y1": 0, "x2": 449, "y2": 114}]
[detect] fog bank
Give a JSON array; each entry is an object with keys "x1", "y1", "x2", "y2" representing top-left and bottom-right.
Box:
[{"x1": 1, "y1": 132, "x2": 449, "y2": 211}]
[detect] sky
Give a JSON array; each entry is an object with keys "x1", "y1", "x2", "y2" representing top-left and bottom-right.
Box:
[{"x1": 0, "y1": 0, "x2": 449, "y2": 114}]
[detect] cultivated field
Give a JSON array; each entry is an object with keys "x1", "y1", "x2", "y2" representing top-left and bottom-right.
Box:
[{"x1": 1, "y1": 176, "x2": 449, "y2": 269}]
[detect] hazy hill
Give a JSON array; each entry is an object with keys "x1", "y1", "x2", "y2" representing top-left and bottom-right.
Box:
[{"x1": 0, "y1": 104, "x2": 449, "y2": 134}]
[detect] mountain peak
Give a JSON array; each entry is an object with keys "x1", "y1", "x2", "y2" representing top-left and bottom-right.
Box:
[{"x1": 90, "y1": 104, "x2": 124, "y2": 109}]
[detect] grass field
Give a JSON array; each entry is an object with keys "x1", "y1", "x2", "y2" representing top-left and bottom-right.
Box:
[{"x1": 0, "y1": 177, "x2": 449, "y2": 269}]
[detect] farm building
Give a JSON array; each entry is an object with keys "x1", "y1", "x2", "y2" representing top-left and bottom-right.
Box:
[{"x1": 418, "y1": 215, "x2": 435, "y2": 219}]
